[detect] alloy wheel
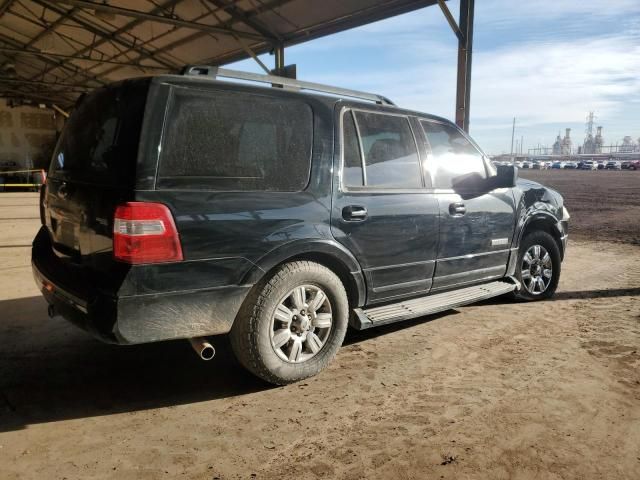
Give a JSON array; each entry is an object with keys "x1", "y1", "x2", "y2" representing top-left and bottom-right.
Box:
[
  {"x1": 521, "y1": 244, "x2": 553, "y2": 295},
  {"x1": 270, "y1": 285, "x2": 333, "y2": 363}
]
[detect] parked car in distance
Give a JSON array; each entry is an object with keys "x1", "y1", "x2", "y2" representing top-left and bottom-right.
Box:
[
  {"x1": 532, "y1": 162, "x2": 542, "y2": 170},
  {"x1": 563, "y1": 162, "x2": 577, "y2": 169},
  {"x1": 596, "y1": 161, "x2": 605, "y2": 170},
  {"x1": 629, "y1": 160, "x2": 640, "y2": 170},
  {"x1": 31, "y1": 67, "x2": 570, "y2": 384},
  {"x1": 552, "y1": 161, "x2": 565, "y2": 169},
  {"x1": 521, "y1": 161, "x2": 531, "y2": 169},
  {"x1": 605, "y1": 161, "x2": 621, "y2": 170},
  {"x1": 580, "y1": 161, "x2": 597, "y2": 170}
]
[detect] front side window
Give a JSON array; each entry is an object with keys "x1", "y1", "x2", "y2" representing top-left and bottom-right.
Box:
[
  {"x1": 420, "y1": 120, "x2": 487, "y2": 189},
  {"x1": 158, "y1": 88, "x2": 313, "y2": 191},
  {"x1": 342, "y1": 110, "x2": 422, "y2": 189}
]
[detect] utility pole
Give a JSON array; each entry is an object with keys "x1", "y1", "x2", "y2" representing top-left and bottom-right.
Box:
[
  {"x1": 510, "y1": 117, "x2": 516, "y2": 163},
  {"x1": 520, "y1": 135, "x2": 524, "y2": 155}
]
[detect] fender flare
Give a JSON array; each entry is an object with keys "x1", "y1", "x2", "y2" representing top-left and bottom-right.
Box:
[
  {"x1": 241, "y1": 239, "x2": 367, "y2": 307},
  {"x1": 515, "y1": 210, "x2": 563, "y2": 248},
  {"x1": 507, "y1": 209, "x2": 562, "y2": 278}
]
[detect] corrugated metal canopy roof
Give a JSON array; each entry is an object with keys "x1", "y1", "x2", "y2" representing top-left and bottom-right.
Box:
[{"x1": 0, "y1": 0, "x2": 439, "y2": 108}]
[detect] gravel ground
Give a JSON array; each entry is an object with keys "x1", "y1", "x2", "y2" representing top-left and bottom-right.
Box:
[{"x1": 0, "y1": 174, "x2": 638, "y2": 479}]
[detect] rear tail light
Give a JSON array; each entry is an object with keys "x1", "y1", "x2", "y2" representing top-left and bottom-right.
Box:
[{"x1": 113, "y1": 202, "x2": 183, "y2": 264}]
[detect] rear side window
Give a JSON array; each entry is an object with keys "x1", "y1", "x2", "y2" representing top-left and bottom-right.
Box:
[
  {"x1": 50, "y1": 80, "x2": 149, "y2": 185},
  {"x1": 342, "y1": 111, "x2": 364, "y2": 187},
  {"x1": 157, "y1": 88, "x2": 313, "y2": 191},
  {"x1": 420, "y1": 120, "x2": 487, "y2": 189},
  {"x1": 342, "y1": 110, "x2": 422, "y2": 189}
]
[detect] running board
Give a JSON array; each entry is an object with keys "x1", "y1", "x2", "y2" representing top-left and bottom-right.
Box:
[{"x1": 351, "y1": 280, "x2": 516, "y2": 330}]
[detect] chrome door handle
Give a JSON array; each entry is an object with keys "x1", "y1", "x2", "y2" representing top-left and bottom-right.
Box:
[
  {"x1": 342, "y1": 205, "x2": 368, "y2": 221},
  {"x1": 449, "y1": 202, "x2": 466, "y2": 216}
]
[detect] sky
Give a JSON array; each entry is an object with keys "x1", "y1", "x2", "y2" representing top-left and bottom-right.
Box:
[{"x1": 229, "y1": 0, "x2": 640, "y2": 155}]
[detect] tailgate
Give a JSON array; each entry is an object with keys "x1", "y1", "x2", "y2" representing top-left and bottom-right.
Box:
[{"x1": 42, "y1": 79, "x2": 149, "y2": 277}]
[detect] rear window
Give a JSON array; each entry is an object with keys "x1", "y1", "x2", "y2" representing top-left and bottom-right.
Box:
[
  {"x1": 50, "y1": 80, "x2": 149, "y2": 185},
  {"x1": 157, "y1": 88, "x2": 313, "y2": 191}
]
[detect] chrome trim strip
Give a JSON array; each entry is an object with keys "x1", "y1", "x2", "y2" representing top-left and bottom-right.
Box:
[
  {"x1": 364, "y1": 259, "x2": 435, "y2": 272},
  {"x1": 437, "y1": 248, "x2": 511, "y2": 263},
  {"x1": 433, "y1": 265, "x2": 506, "y2": 282},
  {"x1": 430, "y1": 273, "x2": 505, "y2": 292},
  {"x1": 372, "y1": 279, "x2": 430, "y2": 293}
]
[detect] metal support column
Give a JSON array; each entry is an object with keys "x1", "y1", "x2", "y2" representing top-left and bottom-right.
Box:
[
  {"x1": 274, "y1": 44, "x2": 285, "y2": 72},
  {"x1": 455, "y1": 0, "x2": 474, "y2": 132}
]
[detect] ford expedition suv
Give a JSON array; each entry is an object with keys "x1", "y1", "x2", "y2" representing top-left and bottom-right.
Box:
[{"x1": 33, "y1": 67, "x2": 569, "y2": 384}]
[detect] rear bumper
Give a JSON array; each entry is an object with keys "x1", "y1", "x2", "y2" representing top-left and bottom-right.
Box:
[
  {"x1": 32, "y1": 229, "x2": 252, "y2": 345},
  {"x1": 114, "y1": 285, "x2": 251, "y2": 344}
]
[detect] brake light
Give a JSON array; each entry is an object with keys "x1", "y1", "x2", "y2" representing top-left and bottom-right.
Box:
[{"x1": 113, "y1": 202, "x2": 183, "y2": 264}]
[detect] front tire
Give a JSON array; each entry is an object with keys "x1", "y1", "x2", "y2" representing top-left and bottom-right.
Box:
[
  {"x1": 229, "y1": 261, "x2": 349, "y2": 385},
  {"x1": 513, "y1": 231, "x2": 561, "y2": 301}
]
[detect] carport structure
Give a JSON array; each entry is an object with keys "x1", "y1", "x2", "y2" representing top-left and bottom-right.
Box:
[{"x1": 0, "y1": 0, "x2": 474, "y2": 130}]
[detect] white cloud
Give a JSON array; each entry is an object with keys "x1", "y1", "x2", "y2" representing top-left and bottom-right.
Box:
[{"x1": 231, "y1": 1, "x2": 640, "y2": 153}]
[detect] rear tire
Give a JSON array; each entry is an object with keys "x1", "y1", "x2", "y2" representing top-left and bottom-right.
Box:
[
  {"x1": 512, "y1": 231, "x2": 561, "y2": 301},
  {"x1": 229, "y1": 261, "x2": 349, "y2": 385}
]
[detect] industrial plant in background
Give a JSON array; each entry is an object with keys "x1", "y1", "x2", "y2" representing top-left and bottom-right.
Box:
[
  {"x1": 580, "y1": 112, "x2": 604, "y2": 154},
  {"x1": 519, "y1": 111, "x2": 640, "y2": 161}
]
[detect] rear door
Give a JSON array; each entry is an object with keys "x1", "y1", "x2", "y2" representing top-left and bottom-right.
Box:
[
  {"x1": 44, "y1": 80, "x2": 149, "y2": 275},
  {"x1": 419, "y1": 119, "x2": 516, "y2": 291},
  {"x1": 331, "y1": 108, "x2": 439, "y2": 303}
]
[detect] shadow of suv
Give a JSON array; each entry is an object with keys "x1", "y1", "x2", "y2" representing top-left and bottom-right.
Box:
[{"x1": 32, "y1": 67, "x2": 569, "y2": 384}]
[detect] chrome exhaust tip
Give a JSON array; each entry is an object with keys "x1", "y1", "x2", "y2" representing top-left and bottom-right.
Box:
[{"x1": 189, "y1": 337, "x2": 215, "y2": 361}]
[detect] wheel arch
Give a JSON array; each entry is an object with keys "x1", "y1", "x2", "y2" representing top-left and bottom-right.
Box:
[
  {"x1": 241, "y1": 239, "x2": 366, "y2": 309},
  {"x1": 517, "y1": 211, "x2": 564, "y2": 260}
]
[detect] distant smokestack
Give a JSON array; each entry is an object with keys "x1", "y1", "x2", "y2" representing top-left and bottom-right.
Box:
[
  {"x1": 597, "y1": 126, "x2": 603, "y2": 135},
  {"x1": 565, "y1": 128, "x2": 571, "y2": 139}
]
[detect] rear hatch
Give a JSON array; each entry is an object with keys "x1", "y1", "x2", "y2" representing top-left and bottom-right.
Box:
[{"x1": 41, "y1": 79, "x2": 149, "y2": 286}]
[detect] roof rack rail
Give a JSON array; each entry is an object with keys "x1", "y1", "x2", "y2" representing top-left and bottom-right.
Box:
[{"x1": 181, "y1": 65, "x2": 395, "y2": 106}]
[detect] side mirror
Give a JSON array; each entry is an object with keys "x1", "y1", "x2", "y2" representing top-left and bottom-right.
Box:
[{"x1": 495, "y1": 164, "x2": 518, "y2": 188}]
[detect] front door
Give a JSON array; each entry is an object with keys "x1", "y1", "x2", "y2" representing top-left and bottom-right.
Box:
[
  {"x1": 419, "y1": 119, "x2": 516, "y2": 291},
  {"x1": 331, "y1": 108, "x2": 440, "y2": 303}
]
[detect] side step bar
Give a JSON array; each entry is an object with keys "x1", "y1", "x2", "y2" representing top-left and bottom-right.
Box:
[{"x1": 351, "y1": 280, "x2": 517, "y2": 330}]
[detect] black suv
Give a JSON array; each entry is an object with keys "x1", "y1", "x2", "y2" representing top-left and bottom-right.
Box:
[{"x1": 33, "y1": 67, "x2": 569, "y2": 384}]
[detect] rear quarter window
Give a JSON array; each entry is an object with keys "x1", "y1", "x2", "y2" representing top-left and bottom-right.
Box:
[{"x1": 157, "y1": 88, "x2": 313, "y2": 191}]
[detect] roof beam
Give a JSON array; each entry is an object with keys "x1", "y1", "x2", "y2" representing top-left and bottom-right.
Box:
[
  {"x1": 0, "y1": 0, "x2": 13, "y2": 19},
  {"x1": 0, "y1": 86, "x2": 75, "y2": 105},
  {"x1": 0, "y1": 3, "x2": 70, "y2": 71},
  {"x1": 57, "y1": 0, "x2": 270, "y2": 43},
  {"x1": 32, "y1": 0, "x2": 179, "y2": 70},
  {"x1": 205, "y1": 0, "x2": 281, "y2": 42},
  {"x1": 52, "y1": 0, "x2": 292, "y2": 83},
  {"x1": 0, "y1": 32, "x2": 106, "y2": 86},
  {"x1": 437, "y1": 0, "x2": 464, "y2": 43},
  {"x1": 0, "y1": 46, "x2": 167, "y2": 70},
  {"x1": 0, "y1": 76, "x2": 90, "y2": 92},
  {"x1": 33, "y1": 0, "x2": 184, "y2": 81}
]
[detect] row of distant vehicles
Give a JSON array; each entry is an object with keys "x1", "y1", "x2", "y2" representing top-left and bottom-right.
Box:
[{"x1": 493, "y1": 159, "x2": 640, "y2": 171}]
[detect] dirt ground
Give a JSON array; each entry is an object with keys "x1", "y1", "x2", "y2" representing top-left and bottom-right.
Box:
[
  {"x1": 1, "y1": 171, "x2": 639, "y2": 479},
  {"x1": 520, "y1": 169, "x2": 640, "y2": 245}
]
